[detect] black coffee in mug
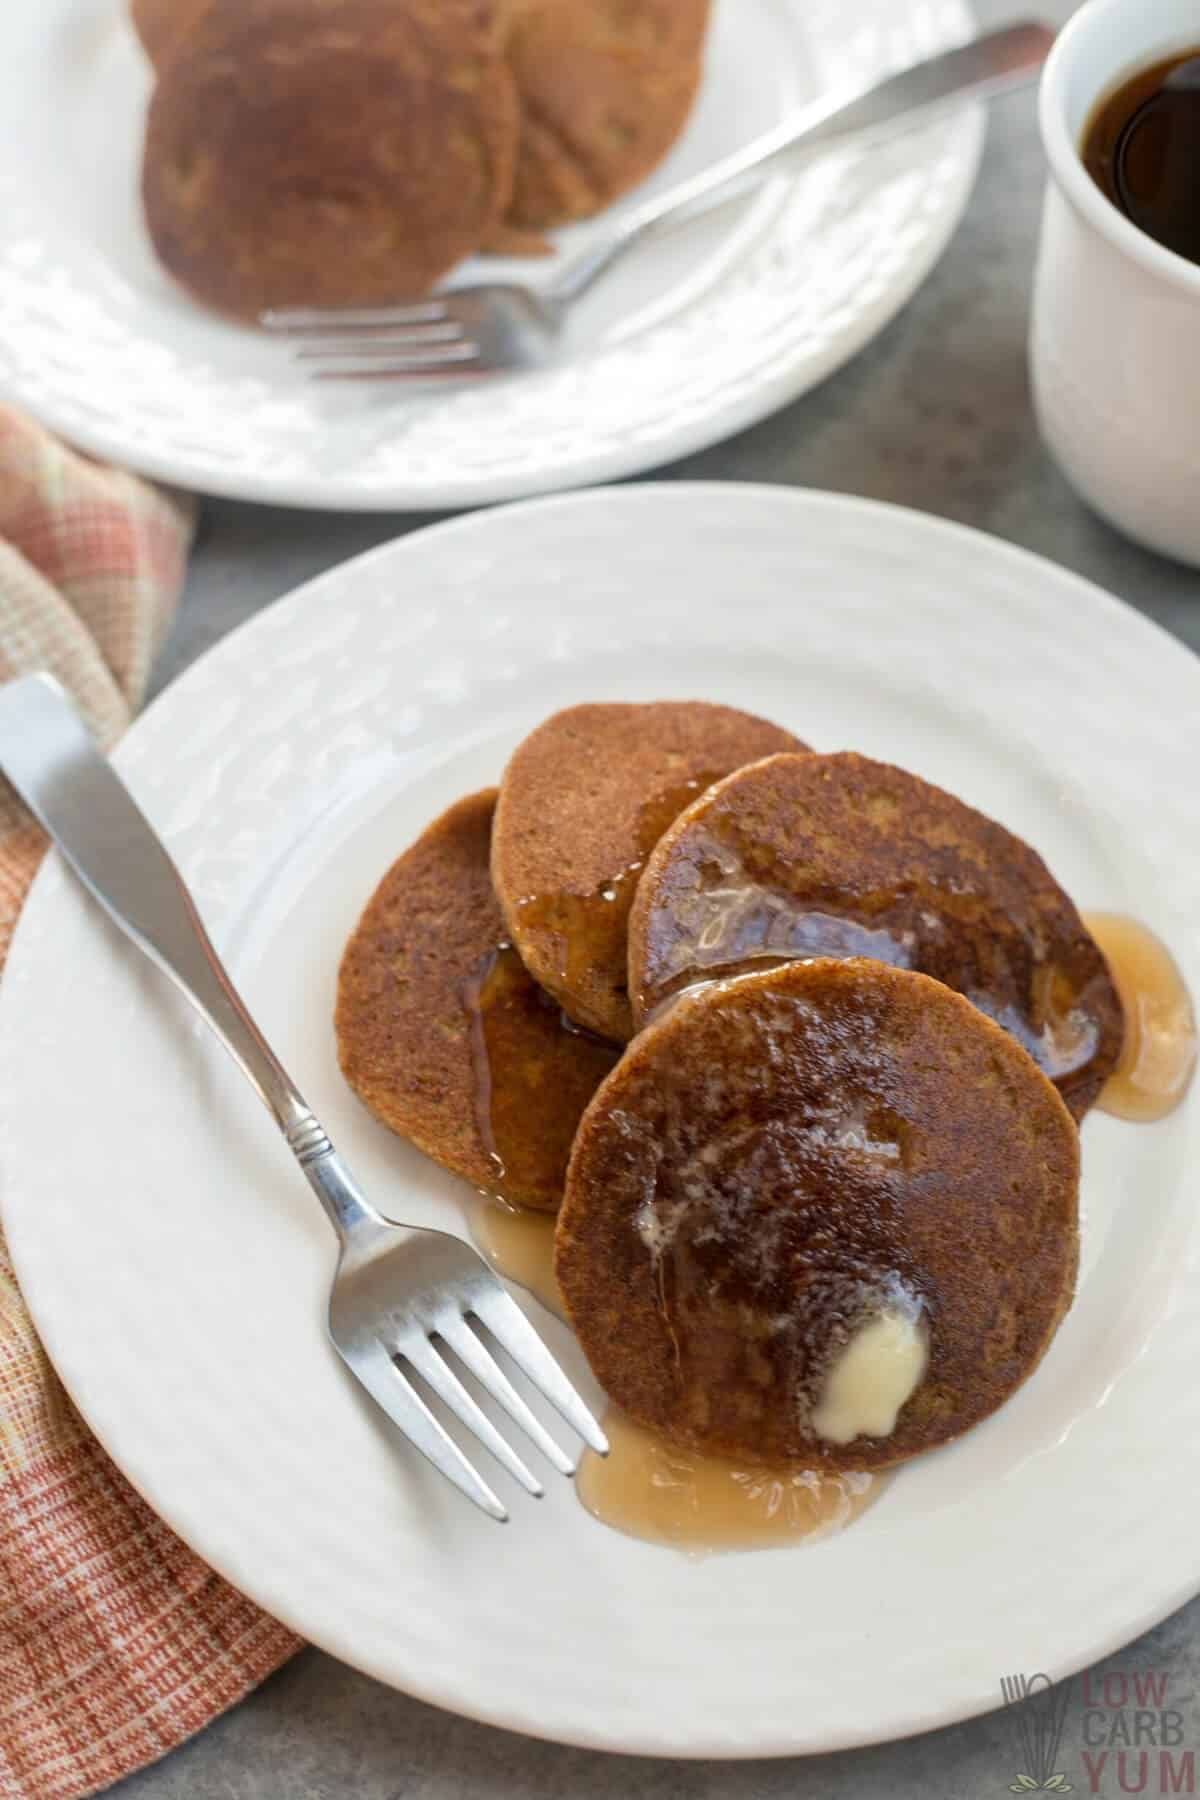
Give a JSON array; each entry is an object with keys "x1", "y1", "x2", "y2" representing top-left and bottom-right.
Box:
[{"x1": 1082, "y1": 51, "x2": 1200, "y2": 265}]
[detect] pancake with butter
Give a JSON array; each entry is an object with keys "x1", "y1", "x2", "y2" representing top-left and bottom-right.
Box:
[
  {"x1": 142, "y1": 0, "x2": 519, "y2": 317},
  {"x1": 557, "y1": 958, "x2": 1080, "y2": 1468},
  {"x1": 628, "y1": 750, "x2": 1123, "y2": 1120},
  {"x1": 336, "y1": 790, "x2": 617, "y2": 1211},
  {"x1": 491, "y1": 702, "x2": 805, "y2": 1043}
]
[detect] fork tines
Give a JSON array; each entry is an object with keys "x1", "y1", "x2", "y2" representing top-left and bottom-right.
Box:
[
  {"x1": 261, "y1": 299, "x2": 486, "y2": 378},
  {"x1": 262, "y1": 301, "x2": 454, "y2": 330},
  {"x1": 353, "y1": 1278, "x2": 607, "y2": 1522}
]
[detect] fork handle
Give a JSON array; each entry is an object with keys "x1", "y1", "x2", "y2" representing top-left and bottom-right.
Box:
[
  {"x1": 0, "y1": 673, "x2": 379, "y2": 1243},
  {"x1": 549, "y1": 21, "x2": 1054, "y2": 306}
]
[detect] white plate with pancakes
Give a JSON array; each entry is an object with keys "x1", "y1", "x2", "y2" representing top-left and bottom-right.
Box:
[
  {"x1": 0, "y1": 0, "x2": 982, "y2": 510},
  {"x1": 2, "y1": 484, "x2": 1199, "y2": 1758}
]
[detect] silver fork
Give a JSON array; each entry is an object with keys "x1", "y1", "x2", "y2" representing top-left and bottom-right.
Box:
[
  {"x1": 262, "y1": 20, "x2": 1054, "y2": 380},
  {"x1": 0, "y1": 673, "x2": 606, "y2": 1520}
]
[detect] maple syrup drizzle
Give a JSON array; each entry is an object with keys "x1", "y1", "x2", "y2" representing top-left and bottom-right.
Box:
[
  {"x1": 1083, "y1": 913, "x2": 1197, "y2": 1122},
  {"x1": 460, "y1": 943, "x2": 618, "y2": 1207},
  {"x1": 513, "y1": 774, "x2": 722, "y2": 1027},
  {"x1": 636, "y1": 827, "x2": 1113, "y2": 1089}
]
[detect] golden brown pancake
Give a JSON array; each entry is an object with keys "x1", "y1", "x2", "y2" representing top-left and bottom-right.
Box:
[
  {"x1": 503, "y1": 0, "x2": 710, "y2": 228},
  {"x1": 479, "y1": 218, "x2": 556, "y2": 257},
  {"x1": 142, "y1": 0, "x2": 519, "y2": 316},
  {"x1": 130, "y1": 0, "x2": 212, "y2": 68},
  {"x1": 336, "y1": 790, "x2": 617, "y2": 1211},
  {"x1": 133, "y1": 0, "x2": 512, "y2": 71},
  {"x1": 628, "y1": 751, "x2": 1123, "y2": 1120},
  {"x1": 491, "y1": 702, "x2": 805, "y2": 1043},
  {"x1": 557, "y1": 958, "x2": 1080, "y2": 1468}
]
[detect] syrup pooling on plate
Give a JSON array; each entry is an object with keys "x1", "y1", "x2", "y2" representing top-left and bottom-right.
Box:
[
  {"x1": 460, "y1": 943, "x2": 619, "y2": 1203},
  {"x1": 472, "y1": 1199, "x2": 563, "y2": 1317},
  {"x1": 1083, "y1": 914, "x2": 1197, "y2": 1122},
  {"x1": 512, "y1": 774, "x2": 722, "y2": 1028},
  {"x1": 576, "y1": 1410, "x2": 881, "y2": 1554}
]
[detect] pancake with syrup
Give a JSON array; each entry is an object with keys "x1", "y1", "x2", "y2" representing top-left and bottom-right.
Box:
[
  {"x1": 556, "y1": 958, "x2": 1080, "y2": 1468},
  {"x1": 335, "y1": 790, "x2": 617, "y2": 1211},
  {"x1": 491, "y1": 702, "x2": 805, "y2": 1043},
  {"x1": 628, "y1": 750, "x2": 1124, "y2": 1120}
]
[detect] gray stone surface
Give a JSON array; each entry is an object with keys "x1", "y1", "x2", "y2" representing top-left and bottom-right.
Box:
[{"x1": 124, "y1": 0, "x2": 1200, "y2": 1793}]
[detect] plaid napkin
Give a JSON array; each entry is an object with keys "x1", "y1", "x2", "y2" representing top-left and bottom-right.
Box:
[{"x1": 0, "y1": 408, "x2": 301, "y2": 1800}]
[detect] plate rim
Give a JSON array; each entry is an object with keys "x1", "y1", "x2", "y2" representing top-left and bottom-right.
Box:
[
  {"x1": 3, "y1": 482, "x2": 1200, "y2": 1760},
  {"x1": 132, "y1": 478, "x2": 1200, "y2": 699}
]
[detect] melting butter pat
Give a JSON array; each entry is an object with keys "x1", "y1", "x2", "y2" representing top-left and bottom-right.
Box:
[{"x1": 811, "y1": 1309, "x2": 928, "y2": 1446}]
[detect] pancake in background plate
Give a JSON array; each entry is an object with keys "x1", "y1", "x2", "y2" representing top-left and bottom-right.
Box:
[
  {"x1": 557, "y1": 958, "x2": 1080, "y2": 1467},
  {"x1": 131, "y1": 0, "x2": 511, "y2": 71},
  {"x1": 491, "y1": 701, "x2": 805, "y2": 1042},
  {"x1": 504, "y1": 0, "x2": 711, "y2": 227},
  {"x1": 130, "y1": 0, "x2": 212, "y2": 67},
  {"x1": 336, "y1": 790, "x2": 616, "y2": 1212},
  {"x1": 628, "y1": 750, "x2": 1123, "y2": 1119},
  {"x1": 142, "y1": 0, "x2": 518, "y2": 316}
]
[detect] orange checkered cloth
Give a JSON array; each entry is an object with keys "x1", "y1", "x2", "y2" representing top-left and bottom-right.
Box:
[{"x1": 0, "y1": 408, "x2": 301, "y2": 1800}]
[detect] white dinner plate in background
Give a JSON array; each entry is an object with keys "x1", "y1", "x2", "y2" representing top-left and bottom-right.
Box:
[{"x1": 0, "y1": 0, "x2": 981, "y2": 509}]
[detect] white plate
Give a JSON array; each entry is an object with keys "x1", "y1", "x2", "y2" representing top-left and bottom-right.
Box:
[
  {"x1": 0, "y1": 0, "x2": 982, "y2": 510},
  {"x1": 3, "y1": 485, "x2": 1199, "y2": 1759}
]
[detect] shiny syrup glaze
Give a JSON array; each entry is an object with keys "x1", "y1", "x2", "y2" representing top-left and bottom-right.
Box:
[
  {"x1": 636, "y1": 826, "x2": 1114, "y2": 1095},
  {"x1": 654, "y1": 883, "x2": 912, "y2": 983},
  {"x1": 471, "y1": 1201, "x2": 881, "y2": 1553},
  {"x1": 513, "y1": 774, "x2": 722, "y2": 1030},
  {"x1": 1084, "y1": 913, "x2": 1197, "y2": 1121},
  {"x1": 460, "y1": 944, "x2": 618, "y2": 1207}
]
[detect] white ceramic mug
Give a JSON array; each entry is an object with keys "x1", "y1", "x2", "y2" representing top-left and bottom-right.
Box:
[{"x1": 1032, "y1": 0, "x2": 1200, "y2": 565}]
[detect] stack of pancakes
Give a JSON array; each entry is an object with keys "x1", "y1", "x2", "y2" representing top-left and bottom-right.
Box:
[
  {"x1": 134, "y1": 0, "x2": 710, "y2": 318},
  {"x1": 336, "y1": 702, "x2": 1122, "y2": 1472}
]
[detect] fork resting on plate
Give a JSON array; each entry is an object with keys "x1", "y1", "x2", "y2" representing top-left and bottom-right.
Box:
[
  {"x1": 0, "y1": 673, "x2": 606, "y2": 1521},
  {"x1": 262, "y1": 20, "x2": 1054, "y2": 381}
]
